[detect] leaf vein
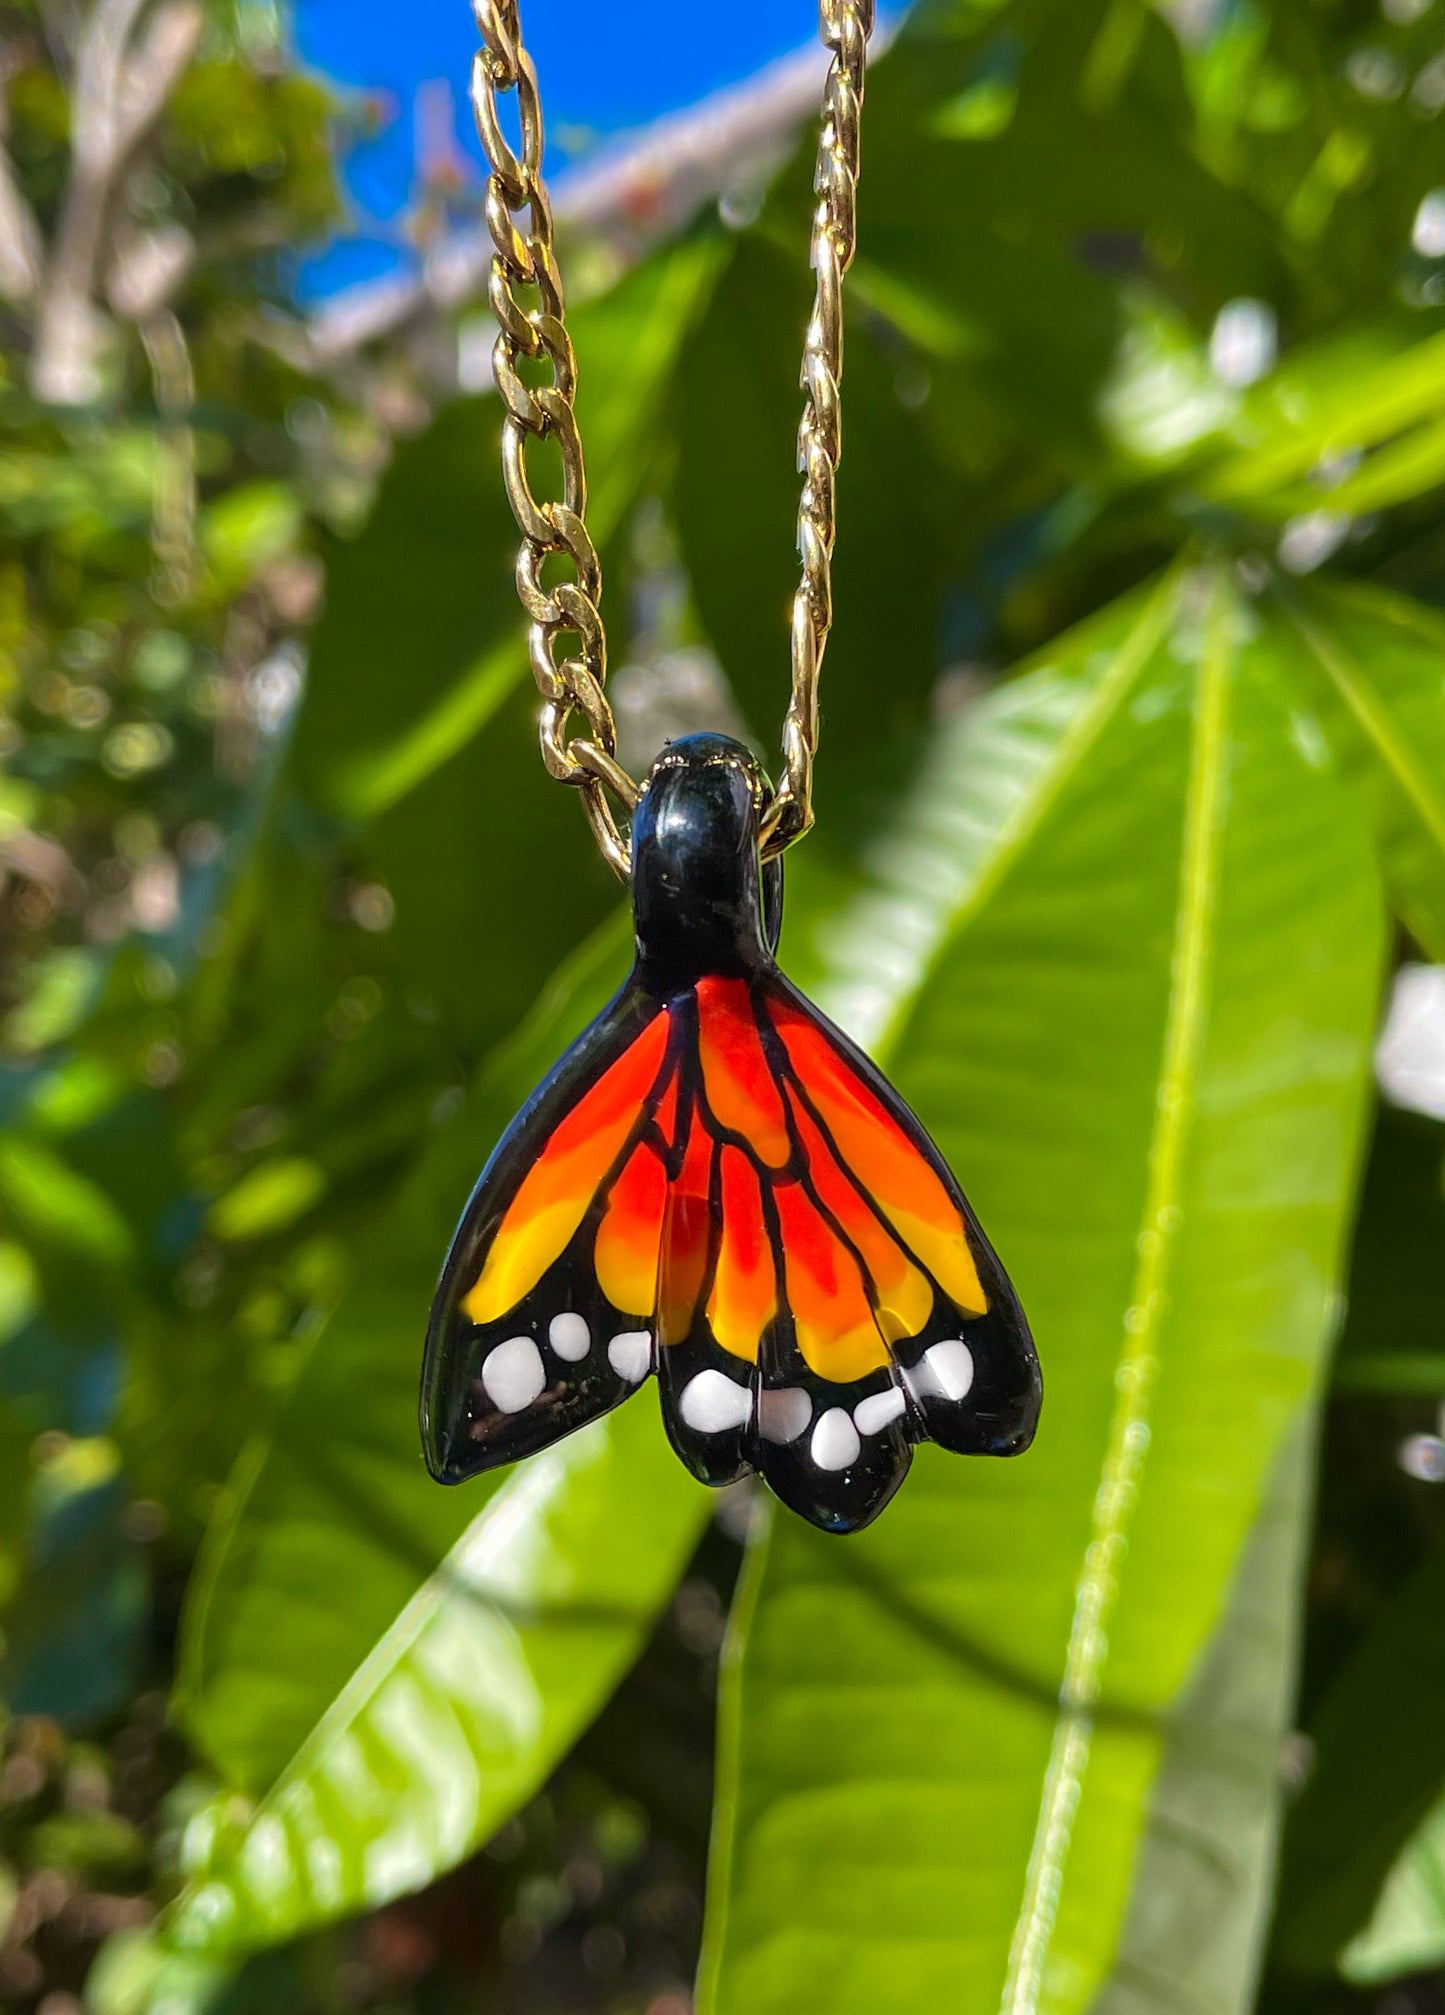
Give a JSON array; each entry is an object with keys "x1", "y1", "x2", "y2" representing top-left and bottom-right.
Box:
[
  {"x1": 1283, "y1": 591, "x2": 1445, "y2": 858},
  {"x1": 1000, "y1": 566, "x2": 1235, "y2": 2015}
]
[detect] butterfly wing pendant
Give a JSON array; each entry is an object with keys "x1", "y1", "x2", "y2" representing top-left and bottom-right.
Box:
[{"x1": 421, "y1": 733, "x2": 1041, "y2": 1534}]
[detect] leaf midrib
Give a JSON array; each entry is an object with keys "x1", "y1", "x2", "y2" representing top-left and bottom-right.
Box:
[{"x1": 1000, "y1": 566, "x2": 1236, "y2": 2015}]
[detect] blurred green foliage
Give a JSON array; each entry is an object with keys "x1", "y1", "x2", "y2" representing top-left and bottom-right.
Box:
[{"x1": 5, "y1": 0, "x2": 1445, "y2": 2011}]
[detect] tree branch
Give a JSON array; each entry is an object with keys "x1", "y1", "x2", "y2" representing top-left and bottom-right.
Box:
[
  {"x1": 29, "y1": 0, "x2": 202, "y2": 404},
  {"x1": 0, "y1": 89, "x2": 43, "y2": 303},
  {"x1": 307, "y1": 30, "x2": 891, "y2": 365}
]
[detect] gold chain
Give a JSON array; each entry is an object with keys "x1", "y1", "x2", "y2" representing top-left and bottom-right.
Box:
[
  {"x1": 761, "y1": 0, "x2": 874, "y2": 856},
  {"x1": 469, "y1": 0, "x2": 874, "y2": 879},
  {"x1": 469, "y1": 0, "x2": 636, "y2": 880}
]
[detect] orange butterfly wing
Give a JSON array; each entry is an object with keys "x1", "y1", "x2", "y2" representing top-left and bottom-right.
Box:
[
  {"x1": 422, "y1": 968, "x2": 1038, "y2": 1534},
  {"x1": 421, "y1": 989, "x2": 676, "y2": 1480},
  {"x1": 648, "y1": 975, "x2": 1038, "y2": 1532}
]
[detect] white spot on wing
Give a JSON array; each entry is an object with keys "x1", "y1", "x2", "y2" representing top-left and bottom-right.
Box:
[
  {"x1": 679, "y1": 1368, "x2": 753, "y2": 1434},
  {"x1": 917, "y1": 1338, "x2": 974, "y2": 1402},
  {"x1": 607, "y1": 1330, "x2": 652, "y2": 1383},
  {"x1": 854, "y1": 1387, "x2": 906, "y2": 1436},
  {"x1": 758, "y1": 1386, "x2": 811, "y2": 1445},
  {"x1": 549, "y1": 1312, "x2": 590, "y2": 1362},
  {"x1": 811, "y1": 1407, "x2": 861, "y2": 1472},
  {"x1": 482, "y1": 1335, "x2": 547, "y2": 1414}
]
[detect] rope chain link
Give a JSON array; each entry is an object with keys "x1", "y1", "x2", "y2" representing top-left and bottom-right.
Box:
[{"x1": 468, "y1": 0, "x2": 873, "y2": 878}]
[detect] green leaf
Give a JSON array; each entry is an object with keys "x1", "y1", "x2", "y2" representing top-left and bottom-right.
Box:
[
  {"x1": 200, "y1": 482, "x2": 303, "y2": 592},
  {"x1": 1, "y1": 1245, "x2": 46, "y2": 1599},
  {"x1": 150, "y1": 914, "x2": 707, "y2": 1960},
  {"x1": 1341, "y1": 1792, "x2": 1445, "y2": 1987},
  {"x1": 1, "y1": 1437, "x2": 147, "y2": 1722},
  {"x1": 1097, "y1": 1422, "x2": 1314, "y2": 2015},
  {"x1": 165, "y1": 1406, "x2": 708, "y2": 1958},
  {"x1": 1207, "y1": 327, "x2": 1445, "y2": 513},
  {"x1": 85, "y1": 1929, "x2": 234, "y2": 2015},
  {"x1": 1303, "y1": 411, "x2": 1445, "y2": 520},
  {"x1": 207, "y1": 1158, "x2": 328, "y2": 1243},
  {"x1": 287, "y1": 237, "x2": 723, "y2": 1050},
  {"x1": 671, "y1": 0, "x2": 1303, "y2": 811},
  {"x1": 1275, "y1": 579, "x2": 1445, "y2": 961},
  {"x1": 0, "y1": 1135, "x2": 134, "y2": 1268},
  {"x1": 1273, "y1": 1537, "x2": 1445, "y2": 1975},
  {"x1": 668, "y1": 235, "x2": 977, "y2": 771},
  {"x1": 177, "y1": 914, "x2": 634, "y2": 1793},
  {"x1": 697, "y1": 567, "x2": 1385, "y2": 2015},
  {"x1": 327, "y1": 633, "x2": 521, "y2": 824},
  {"x1": 0, "y1": 1859, "x2": 16, "y2": 1947},
  {"x1": 1, "y1": 947, "x2": 104, "y2": 1055},
  {"x1": 669, "y1": 234, "x2": 802, "y2": 749},
  {"x1": 0, "y1": 1237, "x2": 39, "y2": 1341},
  {"x1": 295, "y1": 237, "x2": 723, "y2": 823}
]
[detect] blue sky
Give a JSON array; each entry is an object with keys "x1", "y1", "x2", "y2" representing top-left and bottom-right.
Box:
[{"x1": 294, "y1": 0, "x2": 821, "y2": 295}]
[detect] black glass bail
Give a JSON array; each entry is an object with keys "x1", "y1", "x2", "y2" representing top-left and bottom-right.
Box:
[{"x1": 630, "y1": 734, "x2": 783, "y2": 991}]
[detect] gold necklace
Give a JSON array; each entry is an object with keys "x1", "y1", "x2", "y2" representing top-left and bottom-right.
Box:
[
  {"x1": 421, "y1": 2, "x2": 1042, "y2": 1536},
  {"x1": 471, "y1": 0, "x2": 874, "y2": 878}
]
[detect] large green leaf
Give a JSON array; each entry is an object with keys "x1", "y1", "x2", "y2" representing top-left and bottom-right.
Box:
[
  {"x1": 294, "y1": 237, "x2": 724, "y2": 820},
  {"x1": 697, "y1": 568, "x2": 1385, "y2": 2015},
  {"x1": 1206, "y1": 327, "x2": 1445, "y2": 516},
  {"x1": 670, "y1": 0, "x2": 1273, "y2": 787},
  {"x1": 176, "y1": 914, "x2": 634, "y2": 1793},
  {"x1": 669, "y1": 233, "x2": 962, "y2": 779},
  {"x1": 862, "y1": 2, "x2": 1279, "y2": 393},
  {"x1": 1097, "y1": 1424, "x2": 1314, "y2": 2015},
  {"x1": 166, "y1": 1403, "x2": 708, "y2": 1957},
  {"x1": 290, "y1": 238, "x2": 723, "y2": 1049},
  {"x1": 1274, "y1": 579, "x2": 1445, "y2": 962},
  {"x1": 99, "y1": 912, "x2": 712, "y2": 1980}
]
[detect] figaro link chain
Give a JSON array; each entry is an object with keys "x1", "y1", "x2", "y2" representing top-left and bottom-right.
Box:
[{"x1": 469, "y1": 0, "x2": 874, "y2": 879}]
